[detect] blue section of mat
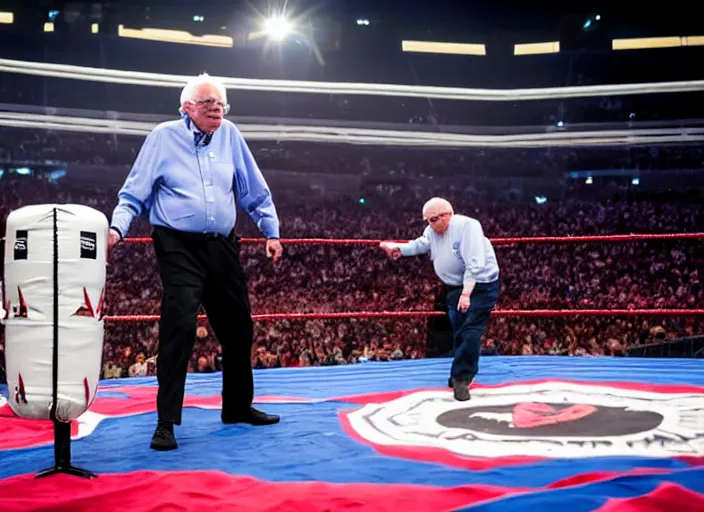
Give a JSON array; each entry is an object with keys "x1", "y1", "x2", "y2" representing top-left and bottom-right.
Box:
[
  {"x1": 1, "y1": 356, "x2": 703, "y2": 510},
  {"x1": 95, "y1": 356, "x2": 704, "y2": 397},
  {"x1": 453, "y1": 467, "x2": 704, "y2": 511}
]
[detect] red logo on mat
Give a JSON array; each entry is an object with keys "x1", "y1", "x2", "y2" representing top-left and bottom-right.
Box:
[{"x1": 512, "y1": 403, "x2": 597, "y2": 428}]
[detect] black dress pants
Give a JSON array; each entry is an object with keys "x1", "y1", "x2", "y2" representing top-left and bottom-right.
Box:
[{"x1": 151, "y1": 227, "x2": 254, "y2": 425}]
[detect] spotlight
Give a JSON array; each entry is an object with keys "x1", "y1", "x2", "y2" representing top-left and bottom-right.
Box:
[{"x1": 264, "y1": 16, "x2": 292, "y2": 41}]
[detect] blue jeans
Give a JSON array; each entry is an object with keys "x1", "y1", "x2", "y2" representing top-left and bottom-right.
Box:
[{"x1": 446, "y1": 280, "x2": 500, "y2": 381}]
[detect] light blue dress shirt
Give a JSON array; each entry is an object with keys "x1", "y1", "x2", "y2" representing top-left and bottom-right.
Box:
[
  {"x1": 110, "y1": 116, "x2": 280, "y2": 239},
  {"x1": 391, "y1": 214, "x2": 500, "y2": 285}
]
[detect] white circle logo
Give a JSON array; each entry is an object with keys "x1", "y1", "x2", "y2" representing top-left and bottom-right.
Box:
[{"x1": 343, "y1": 381, "x2": 704, "y2": 460}]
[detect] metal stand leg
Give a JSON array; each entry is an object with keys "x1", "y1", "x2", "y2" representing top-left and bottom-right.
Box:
[{"x1": 35, "y1": 419, "x2": 96, "y2": 479}]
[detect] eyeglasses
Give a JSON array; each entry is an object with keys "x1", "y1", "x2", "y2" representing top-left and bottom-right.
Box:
[
  {"x1": 192, "y1": 98, "x2": 231, "y2": 115},
  {"x1": 424, "y1": 212, "x2": 451, "y2": 224}
]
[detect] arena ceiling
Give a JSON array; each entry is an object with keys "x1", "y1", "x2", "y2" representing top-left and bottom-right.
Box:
[{"x1": 3, "y1": 0, "x2": 699, "y2": 39}]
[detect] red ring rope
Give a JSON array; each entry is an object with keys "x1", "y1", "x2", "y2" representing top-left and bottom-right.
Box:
[
  {"x1": 121, "y1": 232, "x2": 704, "y2": 245},
  {"x1": 107, "y1": 231, "x2": 704, "y2": 323},
  {"x1": 104, "y1": 309, "x2": 704, "y2": 323}
]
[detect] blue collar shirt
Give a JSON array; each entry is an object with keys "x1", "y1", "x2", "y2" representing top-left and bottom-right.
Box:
[{"x1": 110, "y1": 115, "x2": 280, "y2": 239}]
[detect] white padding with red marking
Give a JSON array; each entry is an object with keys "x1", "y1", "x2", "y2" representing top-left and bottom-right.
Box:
[{"x1": 3, "y1": 204, "x2": 108, "y2": 421}]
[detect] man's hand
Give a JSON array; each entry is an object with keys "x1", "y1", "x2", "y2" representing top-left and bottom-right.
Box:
[
  {"x1": 266, "y1": 238, "x2": 283, "y2": 265},
  {"x1": 107, "y1": 228, "x2": 122, "y2": 260},
  {"x1": 458, "y1": 280, "x2": 475, "y2": 313},
  {"x1": 458, "y1": 293, "x2": 471, "y2": 313},
  {"x1": 379, "y1": 241, "x2": 402, "y2": 261}
]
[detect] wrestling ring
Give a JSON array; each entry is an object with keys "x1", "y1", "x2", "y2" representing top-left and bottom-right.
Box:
[
  {"x1": 0, "y1": 59, "x2": 703, "y2": 512},
  {"x1": 0, "y1": 230, "x2": 703, "y2": 512}
]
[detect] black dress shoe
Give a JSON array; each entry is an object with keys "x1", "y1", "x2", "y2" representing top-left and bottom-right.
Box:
[
  {"x1": 448, "y1": 377, "x2": 453, "y2": 389},
  {"x1": 222, "y1": 406, "x2": 280, "y2": 426},
  {"x1": 150, "y1": 421, "x2": 177, "y2": 451},
  {"x1": 452, "y1": 378, "x2": 471, "y2": 402}
]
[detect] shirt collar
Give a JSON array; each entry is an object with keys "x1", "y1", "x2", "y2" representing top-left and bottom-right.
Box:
[{"x1": 182, "y1": 112, "x2": 211, "y2": 146}]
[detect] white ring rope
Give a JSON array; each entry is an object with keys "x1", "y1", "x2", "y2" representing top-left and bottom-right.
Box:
[
  {"x1": 2, "y1": 112, "x2": 703, "y2": 148},
  {"x1": 2, "y1": 58, "x2": 704, "y2": 101}
]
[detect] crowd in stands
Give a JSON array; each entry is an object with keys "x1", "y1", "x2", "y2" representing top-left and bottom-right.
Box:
[
  {"x1": 1, "y1": 34, "x2": 703, "y2": 378},
  {"x1": 0, "y1": 160, "x2": 702, "y2": 379}
]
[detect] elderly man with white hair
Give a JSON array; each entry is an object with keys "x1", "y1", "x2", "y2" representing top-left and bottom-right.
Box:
[
  {"x1": 108, "y1": 73, "x2": 283, "y2": 451},
  {"x1": 380, "y1": 197, "x2": 500, "y2": 401}
]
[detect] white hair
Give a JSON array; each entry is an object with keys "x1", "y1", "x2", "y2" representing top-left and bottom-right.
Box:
[
  {"x1": 179, "y1": 73, "x2": 228, "y2": 112},
  {"x1": 422, "y1": 197, "x2": 454, "y2": 216}
]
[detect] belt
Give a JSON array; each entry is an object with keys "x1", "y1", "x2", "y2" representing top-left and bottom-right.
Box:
[{"x1": 154, "y1": 226, "x2": 234, "y2": 242}]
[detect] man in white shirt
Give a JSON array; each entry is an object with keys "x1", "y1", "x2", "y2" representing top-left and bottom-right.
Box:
[
  {"x1": 128, "y1": 353, "x2": 149, "y2": 377},
  {"x1": 380, "y1": 197, "x2": 500, "y2": 401}
]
